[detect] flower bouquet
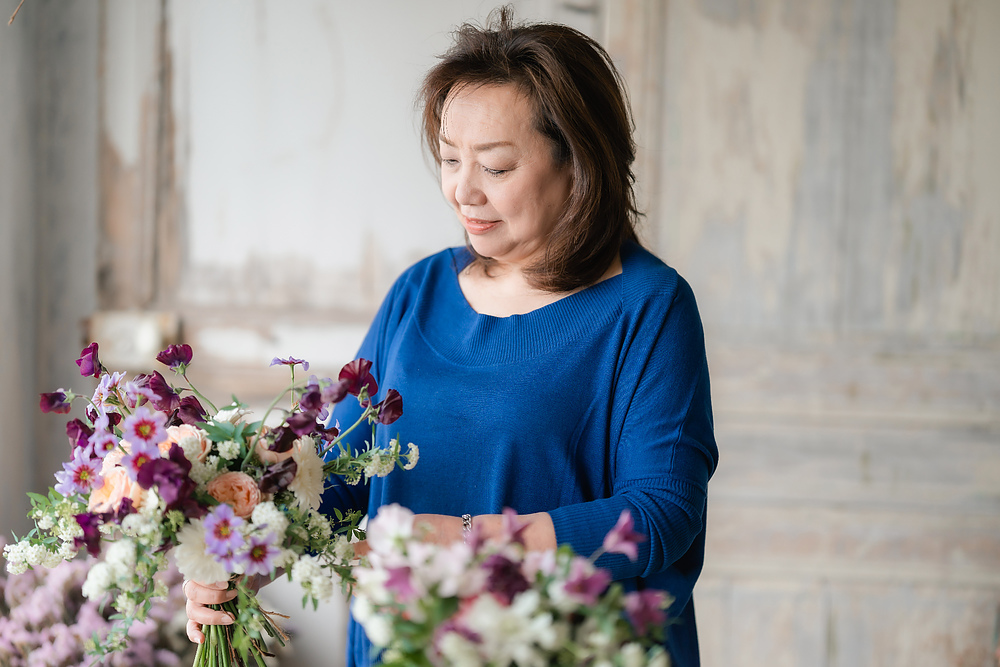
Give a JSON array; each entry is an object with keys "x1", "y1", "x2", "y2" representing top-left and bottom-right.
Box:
[
  {"x1": 353, "y1": 504, "x2": 674, "y2": 667},
  {"x1": 3, "y1": 342, "x2": 418, "y2": 667}
]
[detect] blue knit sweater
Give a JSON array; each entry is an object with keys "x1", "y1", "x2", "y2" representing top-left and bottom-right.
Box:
[{"x1": 320, "y1": 241, "x2": 718, "y2": 666}]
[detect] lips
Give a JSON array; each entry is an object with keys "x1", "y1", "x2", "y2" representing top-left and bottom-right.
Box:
[{"x1": 461, "y1": 215, "x2": 500, "y2": 235}]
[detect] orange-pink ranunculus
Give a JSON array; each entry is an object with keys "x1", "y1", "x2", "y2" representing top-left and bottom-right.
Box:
[
  {"x1": 206, "y1": 471, "x2": 260, "y2": 518},
  {"x1": 160, "y1": 424, "x2": 210, "y2": 461}
]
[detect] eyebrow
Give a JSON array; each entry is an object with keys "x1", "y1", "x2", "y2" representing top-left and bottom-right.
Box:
[{"x1": 439, "y1": 135, "x2": 515, "y2": 152}]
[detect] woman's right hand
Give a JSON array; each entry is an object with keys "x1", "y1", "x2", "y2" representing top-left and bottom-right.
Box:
[{"x1": 183, "y1": 579, "x2": 236, "y2": 644}]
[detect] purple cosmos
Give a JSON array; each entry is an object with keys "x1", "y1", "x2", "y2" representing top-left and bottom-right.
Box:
[
  {"x1": 73, "y1": 513, "x2": 104, "y2": 557},
  {"x1": 176, "y1": 395, "x2": 208, "y2": 426},
  {"x1": 88, "y1": 430, "x2": 118, "y2": 460},
  {"x1": 91, "y1": 370, "x2": 126, "y2": 412},
  {"x1": 258, "y1": 458, "x2": 298, "y2": 495},
  {"x1": 240, "y1": 532, "x2": 281, "y2": 577},
  {"x1": 203, "y1": 503, "x2": 245, "y2": 556},
  {"x1": 563, "y1": 557, "x2": 611, "y2": 605},
  {"x1": 39, "y1": 391, "x2": 72, "y2": 414},
  {"x1": 603, "y1": 509, "x2": 646, "y2": 562},
  {"x1": 623, "y1": 589, "x2": 670, "y2": 635},
  {"x1": 270, "y1": 356, "x2": 309, "y2": 371},
  {"x1": 483, "y1": 553, "x2": 531, "y2": 605},
  {"x1": 121, "y1": 440, "x2": 161, "y2": 481},
  {"x1": 66, "y1": 419, "x2": 94, "y2": 453},
  {"x1": 136, "y1": 444, "x2": 204, "y2": 518},
  {"x1": 75, "y1": 342, "x2": 101, "y2": 378},
  {"x1": 339, "y1": 359, "x2": 378, "y2": 397},
  {"x1": 54, "y1": 448, "x2": 104, "y2": 498},
  {"x1": 156, "y1": 343, "x2": 193, "y2": 370},
  {"x1": 121, "y1": 406, "x2": 168, "y2": 447},
  {"x1": 374, "y1": 389, "x2": 403, "y2": 425}
]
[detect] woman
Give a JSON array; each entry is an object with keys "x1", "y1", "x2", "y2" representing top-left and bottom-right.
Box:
[{"x1": 186, "y1": 8, "x2": 718, "y2": 666}]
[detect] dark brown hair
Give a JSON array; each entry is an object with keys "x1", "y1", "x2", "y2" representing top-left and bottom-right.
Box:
[{"x1": 419, "y1": 6, "x2": 640, "y2": 293}]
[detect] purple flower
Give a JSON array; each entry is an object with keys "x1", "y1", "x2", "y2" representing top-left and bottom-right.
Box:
[
  {"x1": 258, "y1": 457, "x2": 298, "y2": 495},
  {"x1": 285, "y1": 411, "x2": 318, "y2": 437},
  {"x1": 156, "y1": 343, "x2": 193, "y2": 370},
  {"x1": 562, "y1": 557, "x2": 611, "y2": 605},
  {"x1": 339, "y1": 358, "x2": 378, "y2": 397},
  {"x1": 299, "y1": 383, "x2": 325, "y2": 413},
  {"x1": 384, "y1": 566, "x2": 418, "y2": 602},
  {"x1": 75, "y1": 342, "x2": 101, "y2": 378},
  {"x1": 240, "y1": 532, "x2": 280, "y2": 577},
  {"x1": 121, "y1": 440, "x2": 161, "y2": 481},
  {"x1": 603, "y1": 509, "x2": 646, "y2": 561},
  {"x1": 73, "y1": 513, "x2": 104, "y2": 557},
  {"x1": 483, "y1": 553, "x2": 530, "y2": 605},
  {"x1": 322, "y1": 379, "x2": 350, "y2": 405},
  {"x1": 54, "y1": 449, "x2": 104, "y2": 497},
  {"x1": 39, "y1": 391, "x2": 71, "y2": 414},
  {"x1": 270, "y1": 356, "x2": 309, "y2": 371},
  {"x1": 136, "y1": 444, "x2": 204, "y2": 518},
  {"x1": 265, "y1": 426, "x2": 298, "y2": 455},
  {"x1": 500, "y1": 507, "x2": 530, "y2": 546},
  {"x1": 88, "y1": 430, "x2": 118, "y2": 459},
  {"x1": 136, "y1": 371, "x2": 180, "y2": 412},
  {"x1": 91, "y1": 371, "x2": 126, "y2": 412},
  {"x1": 65, "y1": 418, "x2": 93, "y2": 453},
  {"x1": 176, "y1": 395, "x2": 208, "y2": 425},
  {"x1": 203, "y1": 503, "x2": 245, "y2": 556},
  {"x1": 121, "y1": 406, "x2": 168, "y2": 447},
  {"x1": 374, "y1": 389, "x2": 403, "y2": 425},
  {"x1": 623, "y1": 589, "x2": 670, "y2": 635}
]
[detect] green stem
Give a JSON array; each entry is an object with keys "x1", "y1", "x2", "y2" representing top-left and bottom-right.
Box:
[
  {"x1": 318, "y1": 405, "x2": 376, "y2": 459},
  {"x1": 243, "y1": 379, "x2": 301, "y2": 469},
  {"x1": 181, "y1": 371, "x2": 219, "y2": 415}
]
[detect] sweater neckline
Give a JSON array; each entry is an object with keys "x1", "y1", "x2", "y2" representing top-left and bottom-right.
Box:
[{"x1": 414, "y1": 245, "x2": 630, "y2": 366}]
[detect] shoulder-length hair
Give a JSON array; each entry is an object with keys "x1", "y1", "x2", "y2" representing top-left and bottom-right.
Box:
[{"x1": 419, "y1": 6, "x2": 640, "y2": 293}]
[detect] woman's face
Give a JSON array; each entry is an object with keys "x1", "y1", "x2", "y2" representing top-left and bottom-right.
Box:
[{"x1": 439, "y1": 83, "x2": 572, "y2": 273}]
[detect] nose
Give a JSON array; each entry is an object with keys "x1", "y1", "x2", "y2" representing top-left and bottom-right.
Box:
[{"x1": 453, "y1": 165, "x2": 487, "y2": 207}]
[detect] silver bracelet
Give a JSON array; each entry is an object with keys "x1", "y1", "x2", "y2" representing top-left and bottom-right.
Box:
[{"x1": 461, "y1": 514, "x2": 473, "y2": 543}]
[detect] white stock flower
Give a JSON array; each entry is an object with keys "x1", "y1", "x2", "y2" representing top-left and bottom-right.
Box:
[
  {"x1": 620, "y1": 643, "x2": 646, "y2": 667},
  {"x1": 289, "y1": 437, "x2": 324, "y2": 511},
  {"x1": 213, "y1": 406, "x2": 250, "y2": 423},
  {"x1": 250, "y1": 501, "x2": 289, "y2": 538},
  {"x1": 173, "y1": 519, "x2": 229, "y2": 584}
]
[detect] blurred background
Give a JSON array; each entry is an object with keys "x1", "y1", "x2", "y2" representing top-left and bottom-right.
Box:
[{"x1": 1, "y1": 0, "x2": 998, "y2": 665}]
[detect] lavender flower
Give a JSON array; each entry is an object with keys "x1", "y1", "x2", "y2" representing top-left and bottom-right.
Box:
[
  {"x1": 271, "y1": 356, "x2": 309, "y2": 371},
  {"x1": 240, "y1": 532, "x2": 281, "y2": 577},
  {"x1": 54, "y1": 449, "x2": 104, "y2": 497},
  {"x1": 203, "y1": 503, "x2": 245, "y2": 556},
  {"x1": 121, "y1": 406, "x2": 168, "y2": 448},
  {"x1": 120, "y1": 440, "x2": 161, "y2": 481}
]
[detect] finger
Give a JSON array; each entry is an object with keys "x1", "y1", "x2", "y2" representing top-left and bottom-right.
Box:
[
  {"x1": 186, "y1": 598, "x2": 235, "y2": 626},
  {"x1": 353, "y1": 540, "x2": 370, "y2": 558},
  {"x1": 186, "y1": 619, "x2": 205, "y2": 644},
  {"x1": 185, "y1": 580, "x2": 237, "y2": 605}
]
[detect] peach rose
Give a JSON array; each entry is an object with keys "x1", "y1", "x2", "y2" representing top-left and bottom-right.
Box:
[
  {"x1": 160, "y1": 424, "x2": 210, "y2": 461},
  {"x1": 206, "y1": 472, "x2": 260, "y2": 518},
  {"x1": 89, "y1": 466, "x2": 145, "y2": 513}
]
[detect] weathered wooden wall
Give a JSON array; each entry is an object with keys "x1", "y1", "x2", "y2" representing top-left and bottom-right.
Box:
[{"x1": 2, "y1": 0, "x2": 997, "y2": 665}]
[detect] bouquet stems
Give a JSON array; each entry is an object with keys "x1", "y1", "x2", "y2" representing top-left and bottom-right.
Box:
[{"x1": 193, "y1": 583, "x2": 287, "y2": 667}]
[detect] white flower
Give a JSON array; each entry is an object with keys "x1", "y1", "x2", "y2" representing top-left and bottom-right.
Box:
[
  {"x1": 331, "y1": 534, "x2": 354, "y2": 563},
  {"x1": 463, "y1": 591, "x2": 557, "y2": 667},
  {"x1": 213, "y1": 405, "x2": 250, "y2": 423},
  {"x1": 115, "y1": 593, "x2": 138, "y2": 616},
  {"x1": 250, "y1": 501, "x2": 289, "y2": 538},
  {"x1": 289, "y1": 436, "x2": 324, "y2": 511},
  {"x1": 307, "y1": 509, "x2": 332, "y2": 542},
  {"x1": 189, "y1": 459, "x2": 218, "y2": 486},
  {"x1": 173, "y1": 519, "x2": 229, "y2": 583},
  {"x1": 82, "y1": 562, "x2": 113, "y2": 599},
  {"x1": 647, "y1": 649, "x2": 669, "y2": 667},
  {"x1": 105, "y1": 539, "x2": 137, "y2": 579},
  {"x1": 620, "y1": 643, "x2": 645, "y2": 667},
  {"x1": 438, "y1": 631, "x2": 484, "y2": 667},
  {"x1": 217, "y1": 440, "x2": 241, "y2": 460},
  {"x1": 365, "y1": 504, "x2": 414, "y2": 555},
  {"x1": 140, "y1": 489, "x2": 162, "y2": 518},
  {"x1": 360, "y1": 611, "x2": 393, "y2": 648},
  {"x1": 37, "y1": 515, "x2": 54, "y2": 530},
  {"x1": 403, "y1": 442, "x2": 419, "y2": 470}
]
